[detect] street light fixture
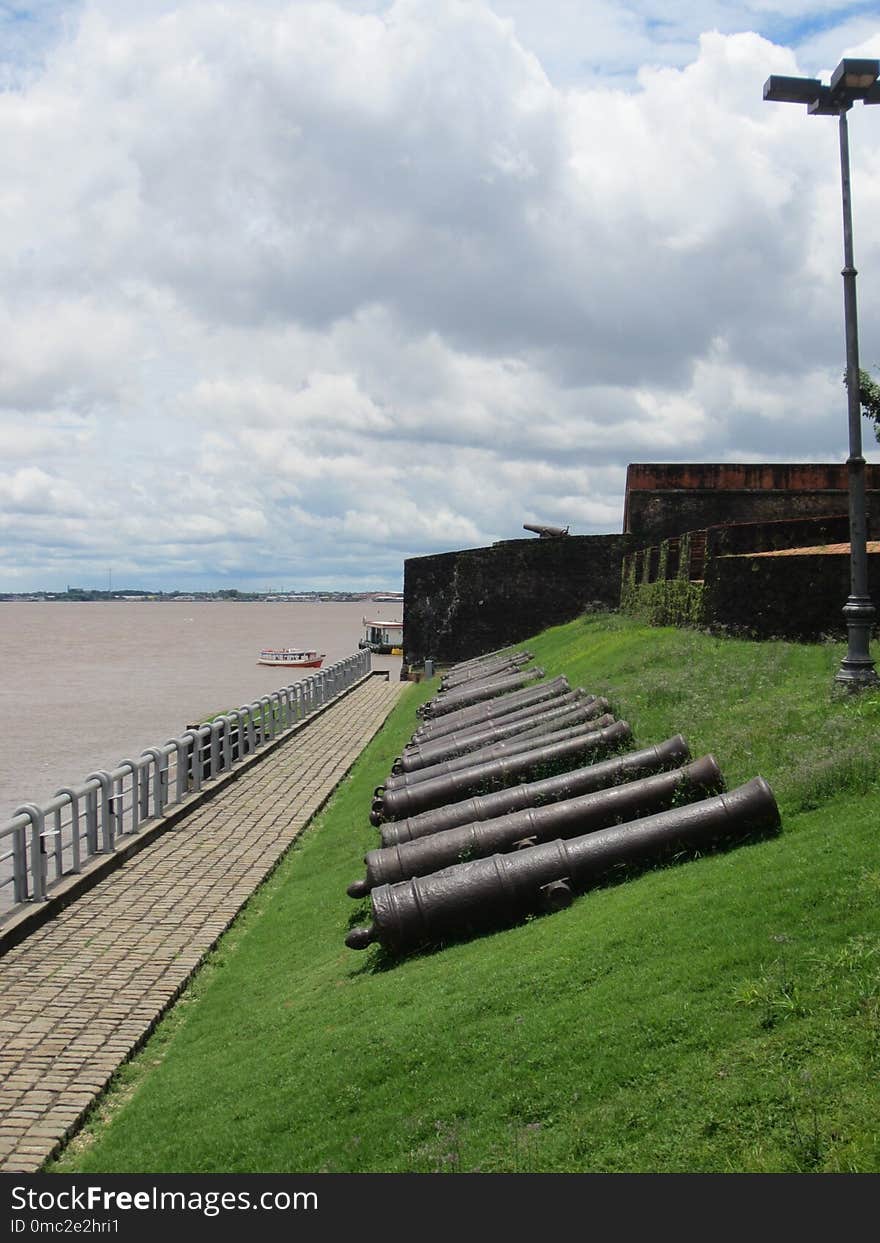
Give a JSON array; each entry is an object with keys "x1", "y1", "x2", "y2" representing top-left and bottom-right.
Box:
[{"x1": 764, "y1": 58, "x2": 880, "y2": 690}]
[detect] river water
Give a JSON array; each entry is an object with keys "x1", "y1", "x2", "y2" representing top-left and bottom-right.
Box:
[{"x1": 0, "y1": 601, "x2": 402, "y2": 821}]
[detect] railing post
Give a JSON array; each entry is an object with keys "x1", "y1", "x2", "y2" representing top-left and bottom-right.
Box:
[
  {"x1": 55, "y1": 788, "x2": 81, "y2": 873},
  {"x1": 118, "y1": 761, "x2": 139, "y2": 833},
  {"x1": 85, "y1": 783, "x2": 99, "y2": 855},
  {"x1": 220, "y1": 715, "x2": 233, "y2": 773},
  {"x1": 86, "y1": 772, "x2": 114, "y2": 853},
  {"x1": 209, "y1": 720, "x2": 222, "y2": 779},
  {"x1": 259, "y1": 696, "x2": 273, "y2": 743},
  {"x1": 13, "y1": 804, "x2": 47, "y2": 902},
  {"x1": 241, "y1": 705, "x2": 256, "y2": 755},
  {"x1": 51, "y1": 806, "x2": 64, "y2": 882},
  {"x1": 227, "y1": 711, "x2": 243, "y2": 766},
  {"x1": 11, "y1": 820, "x2": 28, "y2": 902},
  {"x1": 139, "y1": 763, "x2": 150, "y2": 821},
  {"x1": 142, "y1": 747, "x2": 169, "y2": 813}
]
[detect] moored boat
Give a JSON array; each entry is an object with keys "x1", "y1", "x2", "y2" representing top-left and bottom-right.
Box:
[
  {"x1": 359, "y1": 617, "x2": 403, "y2": 655},
  {"x1": 258, "y1": 648, "x2": 325, "y2": 668}
]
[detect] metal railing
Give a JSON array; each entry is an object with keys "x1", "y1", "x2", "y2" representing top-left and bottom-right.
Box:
[{"x1": 0, "y1": 650, "x2": 371, "y2": 921}]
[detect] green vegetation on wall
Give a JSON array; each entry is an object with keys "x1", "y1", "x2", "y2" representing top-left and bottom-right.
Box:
[
  {"x1": 621, "y1": 578, "x2": 707, "y2": 628},
  {"x1": 620, "y1": 536, "x2": 706, "y2": 628}
]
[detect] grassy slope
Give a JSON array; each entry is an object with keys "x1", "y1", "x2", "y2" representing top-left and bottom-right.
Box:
[{"x1": 51, "y1": 616, "x2": 880, "y2": 1173}]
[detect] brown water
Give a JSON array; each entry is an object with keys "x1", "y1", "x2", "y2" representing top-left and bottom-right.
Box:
[{"x1": 0, "y1": 601, "x2": 402, "y2": 820}]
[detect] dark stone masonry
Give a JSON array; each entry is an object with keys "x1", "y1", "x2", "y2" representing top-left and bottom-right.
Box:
[{"x1": 403, "y1": 535, "x2": 633, "y2": 665}]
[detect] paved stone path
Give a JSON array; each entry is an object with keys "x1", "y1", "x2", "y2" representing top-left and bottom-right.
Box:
[{"x1": 0, "y1": 675, "x2": 404, "y2": 1173}]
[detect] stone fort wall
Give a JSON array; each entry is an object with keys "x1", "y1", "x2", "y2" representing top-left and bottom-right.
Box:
[{"x1": 402, "y1": 462, "x2": 880, "y2": 663}]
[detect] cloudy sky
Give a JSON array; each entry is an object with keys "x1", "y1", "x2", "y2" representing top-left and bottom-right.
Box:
[{"x1": 1, "y1": 1, "x2": 879, "y2": 592}]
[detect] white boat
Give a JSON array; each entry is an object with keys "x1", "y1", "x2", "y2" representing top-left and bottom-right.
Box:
[
  {"x1": 359, "y1": 618, "x2": 403, "y2": 655},
  {"x1": 257, "y1": 648, "x2": 325, "y2": 668}
]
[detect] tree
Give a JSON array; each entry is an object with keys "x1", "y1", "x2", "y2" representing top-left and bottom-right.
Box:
[{"x1": 847, "y1": 367, "x2": 880, "y2": 442}]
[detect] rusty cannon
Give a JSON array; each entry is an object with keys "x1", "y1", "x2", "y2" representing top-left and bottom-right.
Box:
[
  {"x1": 347, "y1": 777, "x2": 781, "y2": 953},
  {"x1": 436, "y1": 660, "x2": 537, "y2": 695},
  {"x1": 418, "y1": 667, "x2": 547, "y2": 719},
  {"x1": 439, "y1": 659, "x2": 532, "y2": 691},
  {"x1": 523, "y1": 523, "x2": 569, "y2": 538},
  {"x1": 379, "y1": 735, "x2": 692, "y2": 847},
  {"x1": 382, "y1": 714, "x2": 617, "y2": 794},
  {"x1": 370, "y1": 719, "x2": 632, "y2": 824},
  {"x1": 401, "y1": 690, "x2": 594, "y2": 767},
  {"x1": 394, "y1": 695, "x2": 610, "y2": 775},
  {"x1": 444, "y1": 646, "x2": 513, "y2": 672},
  {"x1": 349, "y1": 755, "x2": 724, "y2": 896},
  {"x1": 412, "y1": 675, "x2": 571, "y2": 743},
  {"x1": 440, "y1": 652, "x2": 533, "y2": 691}
]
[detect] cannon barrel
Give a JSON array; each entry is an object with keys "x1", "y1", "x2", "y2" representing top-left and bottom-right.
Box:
[
  {"x1": 347, "y1": 777, "x2": 781, "y2": 952},
  {"x1": 419, "y1": 667, "x2": 546, "y2": 719},
  {"x1": 443, "y1": 648, "x2": 531, "y2": 672},
  {"x1": 523, "y1": 523, "x2": 569, "y2": 538},
  {"x1": 440, "y1": 652, "x2": 511, "y2": 680},
  {"x1": 440, "y1": 661, "x2": 527, "y2": 691},
  {"x1": 380, "y1": 735, "x2": 692, "y2": 846},
  {"x1": 370, "y1": 719, "x2": 632, "y2": 824},
  {"x1": 395, "y1": 695, "x2": 608, "y2": 775},
  {"x1": 382, "y1": 714, "x2": 616, "y2": 793},
  {"x1": 446, "y1": 646, "x2": 519, "y2": 671},
  {"x1": 441, "y1": 653, "x2": 533, "y2": 690},
  {"x1": 412, "y1": 676, "x2": 571, "y2": 742},
  {"x1": 403, "y1": 690, "x2": 591, "y2": 760},
  {"x1": 349, "y1": 755, "x2": 724, "y2": 895}
]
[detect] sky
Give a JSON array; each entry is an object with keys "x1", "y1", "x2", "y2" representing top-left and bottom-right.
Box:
[{"x1": 1, "y1": 1, "x2": 879, "y2": 592}]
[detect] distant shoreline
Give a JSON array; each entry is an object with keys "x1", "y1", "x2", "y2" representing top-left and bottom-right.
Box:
[{"x1": 0, "y1": 591, "x2": 404, "y2": 604}]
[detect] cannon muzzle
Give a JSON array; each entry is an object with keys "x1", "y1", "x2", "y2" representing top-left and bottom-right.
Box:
[{"x1": 348, "y1": 777, "x2": 781, "y2": 952}]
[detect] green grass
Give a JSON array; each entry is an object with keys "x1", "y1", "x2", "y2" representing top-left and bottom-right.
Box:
[{"x1": 49, "y1": 615, "x2": 880, "y2": 1173}]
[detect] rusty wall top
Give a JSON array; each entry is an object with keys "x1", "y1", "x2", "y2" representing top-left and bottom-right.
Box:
[
  {"x1": 625, "y1": 462, "x2": 880, "y2": 493},
  {"x1": 623, "y1": 462, "x2": 880, "y2": 540}
]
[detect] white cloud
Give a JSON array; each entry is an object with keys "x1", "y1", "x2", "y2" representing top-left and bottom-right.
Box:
[{"x1": 0, "y1": 0, "x2": 879, "y2": 590}]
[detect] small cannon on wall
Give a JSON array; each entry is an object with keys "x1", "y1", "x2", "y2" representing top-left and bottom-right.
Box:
[{"x1": 523, "y1": 523, "x2": 569, "y2": 538}]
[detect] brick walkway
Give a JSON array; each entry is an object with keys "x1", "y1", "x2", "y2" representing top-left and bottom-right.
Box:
[{"x1": 0, "y1": 675, "x2": 404, "y2": 1173}]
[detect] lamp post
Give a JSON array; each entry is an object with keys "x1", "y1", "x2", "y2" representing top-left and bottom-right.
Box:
[{"x1": 764, "y1": 59, "x2": 880, "y2": 689}]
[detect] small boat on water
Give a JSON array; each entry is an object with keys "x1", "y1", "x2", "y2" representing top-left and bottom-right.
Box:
[
  {"x1": 359, "y1": 617, "x2": 403, "y2": 655},
  {"x1": 258, "y1": 648, "x2": 325, "y2": 668}
]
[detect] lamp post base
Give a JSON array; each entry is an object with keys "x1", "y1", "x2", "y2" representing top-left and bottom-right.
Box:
[{"x1": 834, "y1": 597, "x2": 879, "y2": 690}]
